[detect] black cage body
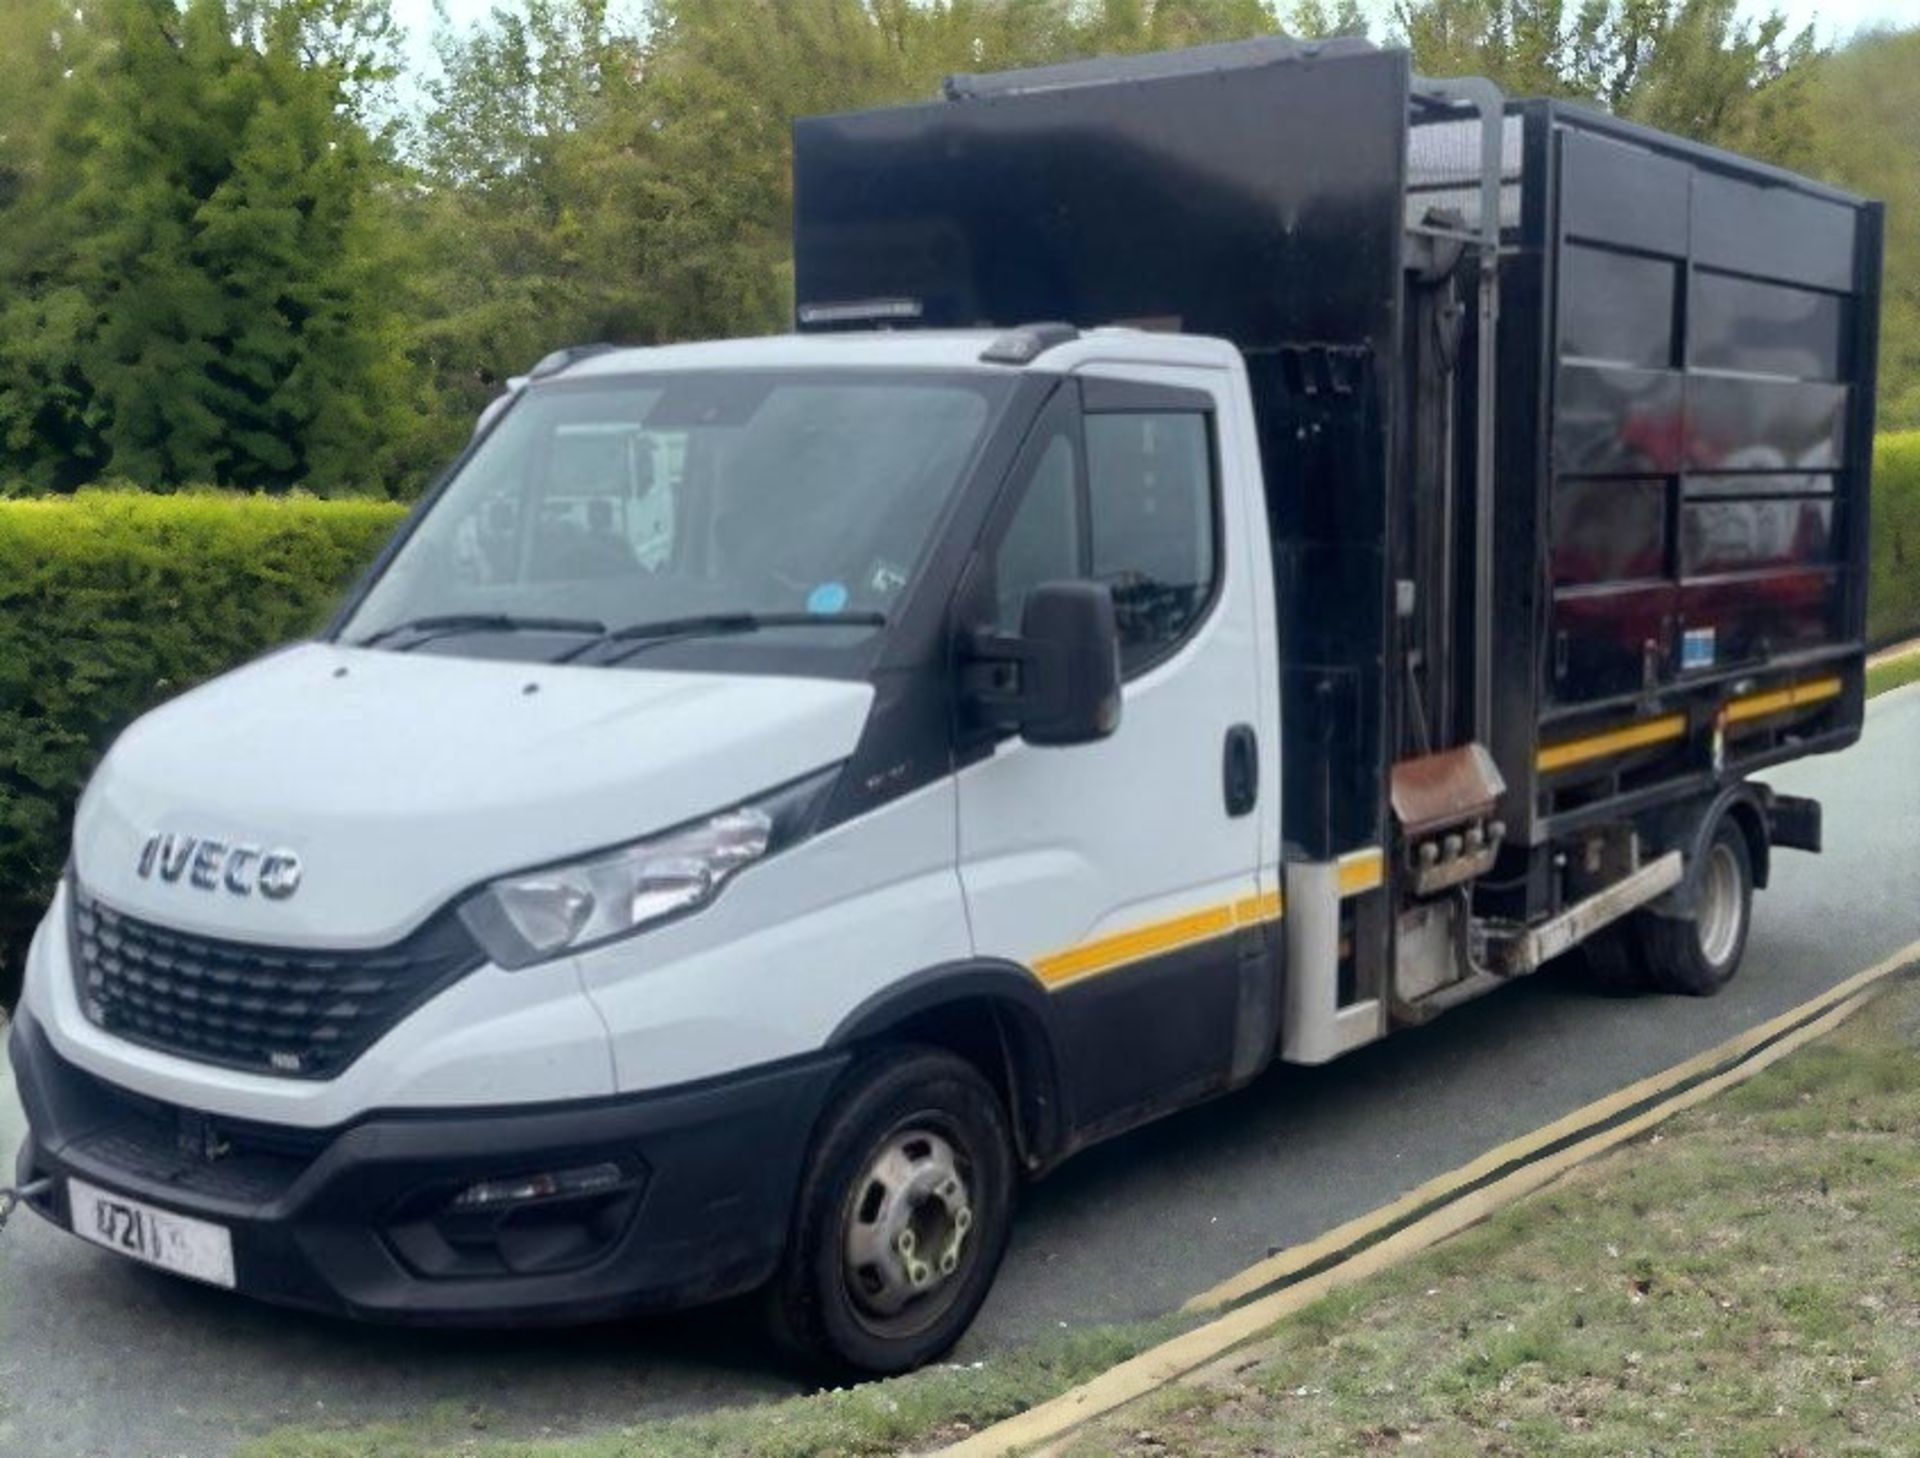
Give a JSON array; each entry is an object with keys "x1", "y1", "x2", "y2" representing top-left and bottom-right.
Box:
[{"x1": 791, "y1": 40, "x2": 1883, "y2": 868}]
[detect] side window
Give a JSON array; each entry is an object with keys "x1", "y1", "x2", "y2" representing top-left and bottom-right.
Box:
[
  {"x1": 1086, "y1": 411, "x2": 1218, "y2": 672},
  {"x1": 992, "y1": 430, "x2": 1083, "y2": 632}
]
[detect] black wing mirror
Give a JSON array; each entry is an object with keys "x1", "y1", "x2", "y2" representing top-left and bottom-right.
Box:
[{"x1": 963, "y1": 581, "x2": 1123, "y2": 746}]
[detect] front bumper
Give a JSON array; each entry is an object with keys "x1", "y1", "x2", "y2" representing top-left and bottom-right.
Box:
[{"x1": 9, "y1": 1009, "x2": 847, "y2": 1325}]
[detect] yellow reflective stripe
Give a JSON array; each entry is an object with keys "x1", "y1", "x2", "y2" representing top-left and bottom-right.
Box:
[
  {"x1": 1033, "y1": 890, "x2": 1285, "y2": 989},
  {"x1": 1538, "y1": 674, "x2": 1844, "y2": 775},
  {"x1": 1725, "y1": 674, "x2": 1842, "y2": 725},
  {"x1": 1232, "y1": 888, "x2": 1284, "y2": 925},
  {"x1": 1537, "y1": 713, "x2": 1687, "y2": 774},
  {"x1": 1337, "y1": 848, "x2": 1385, "y2": 897},
  {"x1": 1032, "y1": 904, "x2": 1235, "y2": 987}
]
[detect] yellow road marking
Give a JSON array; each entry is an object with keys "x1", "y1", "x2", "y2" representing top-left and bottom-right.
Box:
[
  {"x1": 936, "y1": 937, "x2": 1920, "y2": 1458},
  {"x1": 1185, "y1": 924, "x2": 1897, "y2": 1312}
]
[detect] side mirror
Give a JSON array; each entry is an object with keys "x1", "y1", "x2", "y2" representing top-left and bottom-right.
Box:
[{"x1": 964, "y1": 581, "x2": 1123, "y2": 747}]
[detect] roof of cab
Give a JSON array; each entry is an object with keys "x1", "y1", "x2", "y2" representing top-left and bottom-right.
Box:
[{"x1": 551, "y1": 327, "x2": 1242, "y2": 380}]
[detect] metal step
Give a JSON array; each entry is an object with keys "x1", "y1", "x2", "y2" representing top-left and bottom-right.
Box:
[{"x1": 1484, "y1": 850, "x2": 1684, "y2": 977}]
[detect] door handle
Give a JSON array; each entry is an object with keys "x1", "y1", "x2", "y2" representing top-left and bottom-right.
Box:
[{"x1": 1223, "y1": 724, "x2": 1258, "y2": 817}]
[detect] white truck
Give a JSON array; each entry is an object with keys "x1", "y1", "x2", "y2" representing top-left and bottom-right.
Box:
[{"x1": 7, "y1": 38, "x2": 1880, "y2": 1374}]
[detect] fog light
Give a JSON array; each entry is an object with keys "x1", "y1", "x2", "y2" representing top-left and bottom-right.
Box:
[{"x1": 451, "y1": 1162, "x2": 624, "y2": 1210}]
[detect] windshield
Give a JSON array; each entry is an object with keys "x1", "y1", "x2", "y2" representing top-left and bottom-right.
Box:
[{"x1": 341, "y1": 370, "x2": 1010, "y2": 658}]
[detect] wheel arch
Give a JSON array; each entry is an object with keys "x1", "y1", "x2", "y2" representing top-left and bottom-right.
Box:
[
  {"x1": 1639, "y1": 782, "x2": 1771, "y2": 919},
  {"x1": 827, "y1": 960, "x2": 1071, "y2": 1171}
]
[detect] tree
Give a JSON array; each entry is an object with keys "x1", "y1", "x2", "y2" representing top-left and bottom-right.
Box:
[
  {"x1": 594, "y1": 0, "x2": 1285, "y2": 340},
  {"x1": 401, "y1": 0, "x2": 651, "y2": 430},
  {"x1": 0, "y1": 0, "x2": 426, "y2": 494},
  {"x1": 1395, "y1": 0, "x2": 1605, "y2": 97},
  {"x1": 0, "y1": 0, "x2": 73, "y2": 216},
  {"x1": 1807, "y1": 26, "x2": 1920, "y2": 428},
  {"x1": 1392, "y1": 1, "x2": 1819, "y2": 164},
  {"x1": 1285, "y1": 0, "x2": 1370, "y2": 38},
  {"x1": 1608, "y1": 0, "x2": 1817, "y2": 167}
]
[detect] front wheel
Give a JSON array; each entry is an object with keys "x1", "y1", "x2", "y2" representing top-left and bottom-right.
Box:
[
  {"x1": 767, "y1": 1047, "x2": 1015, "y2": 1377},
  {"x1": 1639, "y1": 820, "x2": 1754, "y2": 996}
]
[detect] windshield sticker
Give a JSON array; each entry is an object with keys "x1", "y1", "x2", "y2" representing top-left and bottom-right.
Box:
[{"x1": 807, "y1": 581, "x2": 851, "y2": 615}]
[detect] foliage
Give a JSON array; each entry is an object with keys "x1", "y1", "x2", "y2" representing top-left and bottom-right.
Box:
[
  {"x1": 1393, "y1": 0, "x2": 1818, "y2": 163},
  {"x1": 1808, "y1": 25, "x2": 1920, "y2": 432},
  {"x1": 0, "y1": 0, "x2": 435, "y2": 497},
  {"x1": 0, "y1": 491, "x2": 405, "y2": 1001},
  {"x1": 1871, "y1": 431, "x2": 1920, "y2": 647},
  {"x1": 402, "y1": 0, "x2": 1289, "y2": 431},
  {"x1": 237, "y1": 1312, "x2": 1193, "y2": 1457},
  {"x1": 1866, "y1": 649, "x2": 1920, "y2": 700},
  {"x1": 1057, "y1": 979, "x2": 1920, "y2": 1458},
  {"x1": 0, "y1": 0, "x2": 1911, "y2": 488}
]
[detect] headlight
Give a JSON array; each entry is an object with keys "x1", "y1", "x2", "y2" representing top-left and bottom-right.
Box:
[{"x1": 459, "y1": 768, "x2": 838, "y2": 969}]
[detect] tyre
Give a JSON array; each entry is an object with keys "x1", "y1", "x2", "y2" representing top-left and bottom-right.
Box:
[
  {"x1": 1578, "y1": 924, "x2": 1646, "y2": 995},
  {"x1": 1638, "y1": 819, "x2": 1754, "y2": 997},
  {"x1": 767, "y1": 1046, "x2": 1016, "y2": 1377}
]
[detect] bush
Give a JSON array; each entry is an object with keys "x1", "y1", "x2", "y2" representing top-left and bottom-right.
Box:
[
  {"x1": 0, "y1": 491, "x2": 406, "y2": 1004},
  {"x1": 1871, "y1": 431, "x2": 1920, "y2": 647}
]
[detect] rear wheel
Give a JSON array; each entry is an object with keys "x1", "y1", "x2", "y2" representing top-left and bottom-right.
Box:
[
  {"x1": 1578, "y1": 924, "x2": 1646, "y2": 995},
  {"x1": 767, "y1": 1047, "x2": 1015, "y2": 1377},
  {"x1": 1638, "y1": 820, "x2": 1753, "y2": 997}
]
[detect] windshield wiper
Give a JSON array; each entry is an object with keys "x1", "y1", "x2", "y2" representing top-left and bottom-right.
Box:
[
  {"x1": 355, "y1": 613, "x2": 608, "y2": 651},
  {"x1": 559, "y1": 611, "x2": 888, "y2": 667}
]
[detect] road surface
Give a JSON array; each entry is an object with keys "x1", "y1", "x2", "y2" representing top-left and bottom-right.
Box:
[{"x1": 4, "y1": 684, "x2": 1917, "y2": 1458}]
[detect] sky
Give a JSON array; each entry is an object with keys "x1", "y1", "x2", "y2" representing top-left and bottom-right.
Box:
[{"x1": 386, "y1": 0, "x2": 1920, "y2": 92}]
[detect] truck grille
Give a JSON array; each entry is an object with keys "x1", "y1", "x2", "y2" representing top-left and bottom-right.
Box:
[{"x1": 69, "y1": 887, "x2": 485, "y2": 1079}]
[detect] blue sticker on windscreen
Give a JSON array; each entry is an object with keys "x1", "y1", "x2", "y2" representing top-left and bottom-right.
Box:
[{"x1": 807, "y1": 581, "x2": 850, "y2": 615}]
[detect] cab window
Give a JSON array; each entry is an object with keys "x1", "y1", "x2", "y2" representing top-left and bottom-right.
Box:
[
  {"x1": 989, "y1": 402, "x2": 1220, "y2": 674},
  {"x1": 1086, "y1": 411, "x2": 1218, "y2": 672}
]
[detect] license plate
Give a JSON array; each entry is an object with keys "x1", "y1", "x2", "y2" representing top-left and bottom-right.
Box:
[{"x1": 68, "y1": 1177, "x2": 236, "y2": 1289}]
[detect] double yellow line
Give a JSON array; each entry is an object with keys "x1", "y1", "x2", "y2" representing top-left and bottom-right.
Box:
[{"x1": 938, "y1": 936, "x2": 1920, "y2": 1458}]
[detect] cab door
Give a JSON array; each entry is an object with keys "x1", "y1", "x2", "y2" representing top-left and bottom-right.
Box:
[{"x1": 954, "y1": 368, "x2": 1273, "y2": 1138}]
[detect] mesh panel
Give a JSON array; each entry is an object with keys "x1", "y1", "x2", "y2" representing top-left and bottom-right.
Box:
[{"x1": 1407, "y1": 113, "x2": 1524, "y2": 232}]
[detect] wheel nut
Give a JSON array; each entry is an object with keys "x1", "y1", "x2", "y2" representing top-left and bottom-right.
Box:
[
  {"x1": 897, "y1": 1230, "x2": 915, "y2": 1255},
  {"x1": 955, "y1": 1207, "x2": 973, "y2": 1232},
  {"x1": 939, "y1": 1251, "x2": 958, "y2": 1275},
  {"x1": 910, "y1": 1262, "x2": 930, "y2": 1286}
]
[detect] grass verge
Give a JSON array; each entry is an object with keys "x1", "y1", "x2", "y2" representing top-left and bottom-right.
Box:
[
  {"x1": 1867, "y1": 648, "x2": 1920, "y2": 699},
  {"x1": 236, "y1": 1315, "x2": 1195, "y2": 1458},
  {"x1": 1060, "y1": 977, "x2": 1920, "y2": 1458}
]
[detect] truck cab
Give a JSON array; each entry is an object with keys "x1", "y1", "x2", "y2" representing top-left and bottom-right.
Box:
[
  {"x1": 13, "y1": 327, "x2": 1303, "y2": 1371},
  {"x1": 10, "y1": 36, "x2": 1880, "y2": 1376}
]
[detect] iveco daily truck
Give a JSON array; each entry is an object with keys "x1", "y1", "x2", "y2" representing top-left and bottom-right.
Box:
[{"x1": 8, "y1": 37, "x2": 1883, "y2": 1374}]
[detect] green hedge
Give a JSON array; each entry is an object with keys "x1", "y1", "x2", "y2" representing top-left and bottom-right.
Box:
[
  {"x1": 0, "y1": 492, "x2": 406, "y2": 1002},
  {"x1": 1871, "y1": 431, "x2": 1920, "y2": 647}
]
